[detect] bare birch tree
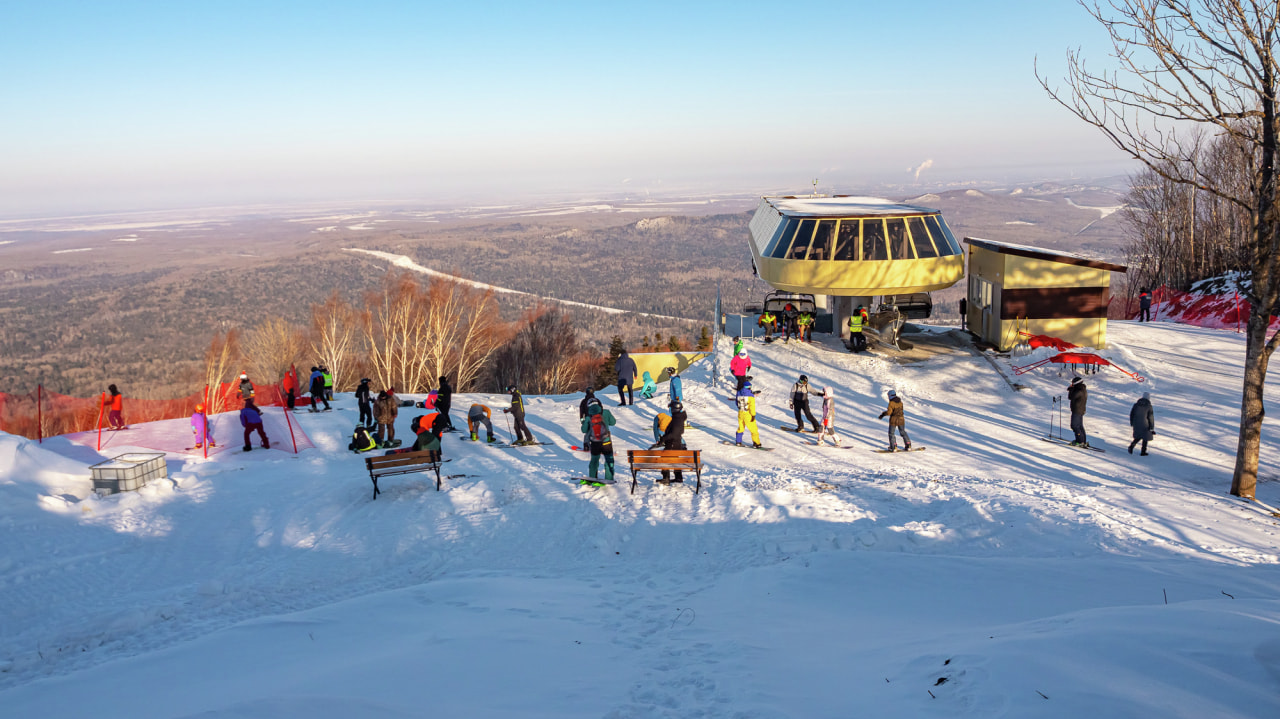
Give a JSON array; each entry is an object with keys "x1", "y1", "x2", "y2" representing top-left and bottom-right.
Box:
[
  {"x1": 203, "y1": 329, "x2": 242, "y2": 415},
  {"x1": 243, "y1": 317, "x2": 308, "y2": 385},
  {"x1": 311, "y1": 291, "x2": 361, "y2": 392},
  {"x1": 1040, "y1": 0, "x2": 1280, "y2": 498}
]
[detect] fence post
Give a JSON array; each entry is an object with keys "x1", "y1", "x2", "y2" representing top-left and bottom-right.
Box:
[
  {"x1": 37, "y1": 384, "x2": 42, "y2": 444},
  {"x1": 1235, "y1": 291, "x2": 1240, "y2": 333},
  {"x1": 96, "y1": 392, "x2": 106, "y2": 452},
  {"x1": 203, "y1": 385, "x2": 209, "y2": 460},
  {"x1": 283, "y1": 405, "x2": 298, "y2": 454}
]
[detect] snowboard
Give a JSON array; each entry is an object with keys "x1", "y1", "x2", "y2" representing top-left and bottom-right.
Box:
[
  {"x1": 780, "y1": 425, "x2": 819, "y2": 433},
  {"x1": 720, "y1": 440, "x2": 774, "y2": 451},
  {"x1": 381, "y1": 439, "x2": 403, "y2": 449},
  {"x1": 873, "y1": 447, "x2": 926, "y2": 453},
  {"x1": 1041, "y1": 437, "x2": 1106, "y2": 453},
  {"x1": 569, "y1": 476, "x2": 616, "y2": 486},
  {"x1": 498, "y1": 442, "x2": 552, "y2": 448}
]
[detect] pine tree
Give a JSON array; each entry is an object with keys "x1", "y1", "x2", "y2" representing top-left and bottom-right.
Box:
[
  {"x1": 696, "y1": 326, "x2": 711, "y2": 351},
  {"x1": 654, "y1": 331, "x2": 663, "y2": 344},
  {"x1": 598, "y1": 335, "x2": 626, "y2": 389},
  {"x1": 666, "y1": 336, "x2": 681, "y2": 352},
  {"x1": 641, "y1": 335, "x2": 650, "y2": 350}
]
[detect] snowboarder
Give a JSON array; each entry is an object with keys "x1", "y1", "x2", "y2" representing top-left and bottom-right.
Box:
[
  {"x1": 240, "y1": 399, "x2": 270, "y2": 451},
  {"x1": 191, "y1": 403, "x2": 215, "y2": 448},
  {"x1": 730, "y1": 350, "x2": 752, "y2": 392},
  {"x1": 106, "y1": 384, "x2": 127, "y2": 430},
  {"x1": 849, "y1": 310, "x2": 866, "y2": 353},
  {"x1": 349, "y1": 424, "x2": 378, "y2": 453},
  {"x1": 467, "y1": 403, "x2": 497, "y2": 443},
  {"x1": 421, "y1": 389, "x2": 438, "y2": 411},
  {"x1": 878, "y1": 390, "x2": 911, "y2": 452},
  {"x1": 355, "y1": 378, "x2": 373, "y2": 427},
  {"x1": 735, "y1": 379, "x2": 762, "y2": 448},
  {"x1": 503, "y1": 385, "x2": 536, "y2": 445},
  {"x1": 1068, "y1": 377, "x2": 1089, "y2": 448},
  {"x1": 581, "y1": 402, "x2": 617, "y2": 483},
  {"x1": 666, "y1": 366, "x2": 683, "y2": 403},
  {"x1": 1128, "y1": 392, "x2": 1155, "y2": 456},
  {"x1": 653, "y1": 399, "x2": 688, "y2": 484},
  {"x1": 374, "y1": 389, "x2": 398, "y2": 447},
  {"x1": 1138, "y1": 288, "x2": 1152, "y2": 322},
  {"x1": 789, "y1": 374, "x2": 820, "y2": 433},
  {"x1": 639, "y1": 370, "x2": 657, "y2": 400},
  {"x1": 238, "y1": 372, "x2": 254, "y2": 401},
  {"x1": 321, "y1": 366, "x2": 334, "y2": 400},
  {"x1": 437, "y1": 375, "x2": 454, "y2": 431},
  {"x1": 815, "y1": 386, "x2": 842, "y2": 446},
  {"x1": 615, "y1": 349, "x2": 638, "y2": 406},
  {"x1": 308, "y1": 367, "x2": 330, "y2": 412}
]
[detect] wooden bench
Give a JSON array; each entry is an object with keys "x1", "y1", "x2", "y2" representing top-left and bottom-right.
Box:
[
  {"x1": 364, "y1": 450, "x2": 444, "y2": 499},
  {"x1": 627, "y1": 449, "x2": 703, "y2": 495}
]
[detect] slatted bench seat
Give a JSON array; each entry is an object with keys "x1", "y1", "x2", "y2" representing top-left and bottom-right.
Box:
[
  {"x1": 364, "y1": 449, "x2": 443, "y2": 499},
  {"x1": 627, "y1": 449, "x2": 703, "y2": 495}
]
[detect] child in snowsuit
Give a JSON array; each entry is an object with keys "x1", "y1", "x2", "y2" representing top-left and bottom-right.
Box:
[
  {"x1": 191, "y1": 404, "x2": 215, "y2": 448},
  {"x1": 321, "y1": 367, "x2": 334, "y2": 400},
  {"x1": 240, "y1": 399, "x2": 270, "y2": 451},
  {"x1": 653, "y1": 411, "x2": 672, "y2": 443},
  {"x1": 733, "y1": 336, "x2": 744, "y2": 355},
  {"x1": 467, "y1": 404, "x2": 497, "y2": 443},
  {"x1": 355, "y1": 378, "x2": 373, "y2": 426},
  {"x1": 816, "y1": 386, "x2": 842, "y2": 446},
  {"x1": 106, "y1": 384, "x2": 127, "y2": 430},
  {"x1": 615, "y1": 350, "x2": 638, "y2": 406},
  {"x1": 640, "y1": 371, "x2": 657, "y2": 400},
  {"x1": 878, "y1": 390, "x2": 910, "y2": 451},
  {"x1": 374, "y1": 390, "x2": 398, "y2": 447},
  {"x1": 730, "y1": 350, "x2": 751, "y2": 392},
  {"x1": 1129, "y1": 392, "x2": 1155, "y2": 456},
  {"x1": 239, "y1": 373, "x2": 254, "y2": 401},
  {"x1": 736, "y1": 380, "x2": 762, "y2": 448},
  {"x1": 503, "y1": 386, "x2": 535, "y2": 445},
  {"x1": 581, "y1": 403, "x2": 617, "y2": 482},
  {"x1": 653, "y1": 400, "x2": 688, "y2": 483},
  {"x1": 666, "y1": 366, "x2": 683, "y2": 403},
  {"x1": 790, "y1": 375, "x2": 820, "y2": 432}
]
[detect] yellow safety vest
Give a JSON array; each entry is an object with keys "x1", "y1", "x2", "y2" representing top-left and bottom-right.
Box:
[{"x1": 849, "y1": 315, "x2": 863, "y2": 333}]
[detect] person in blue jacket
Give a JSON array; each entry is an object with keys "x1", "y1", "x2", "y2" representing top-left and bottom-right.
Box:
[
  {"x1": 240, "y1": 399, "x2": 270, "y2": 452},
  {"x1": 666, "y1": 366, "x2": 683, "y2": 403},
  {"x1": 639, "y1": 371, "x2": 657, "y2": 399}
]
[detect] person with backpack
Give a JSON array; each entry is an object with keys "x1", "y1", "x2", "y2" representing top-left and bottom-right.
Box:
[
  {"x1": 581, "y1": 402, "x2": 617, "y2": 483},
  {"x1": 1068, "y1": 376, "x2": 1089, "y2": 448},
  {"x1": 615, "y1": 349, "x2": 638, "y2": 406},
  {"x1": 106, "y1": 384, "x2": 127, "y2": 430},
  {"x1": 789, "y1": 374, "x2": 820, "y2": 433},
  {"x1": 503, "y1": 385, "x2": 536, "y2": 445},
  {"x1": 730, "y1": 350, "x2": 752, "y2": 392},
  {"x1": 374, "y1": 389, "x2": 398, "y2": 447},
  {"x1": 355, "y1": 378, "x2": 373, "y2": 427},
  {"x1": 653, "y1": 399, "x2": 688, "y2": 484},
  {"x1": 437, "y1": 375, "x2": 454, "y2": 431},
  {"x1": 349, "y1": 424, "x2": 378, "y2": 453},
  {"x1": 467, "y1": 403, "x2": 497, "y2": 443},
  {"x1": 878, "y1": 390, "x2": 911, "y2": 451},
  {"x1": 666, "y1": 366, "x2": 683, "y2": 403},
  {"x1": 815, "y1": 386, "x2": 842, "y2": 446},
  {"x1": 308, "y1": 367, "x2": 330, "y2": 412},
  {"x1": 321, "y1": 366, "x2": 334, "y2": 400},
  {"x1": 1129, "y1": 392, "x2": 1155, "y2": 456},
  {"x1": 735, "y1": 379, "x2": 762, "y2": 448},
  {"x1": 240, "y1": 399, "x2": 270, "y2": 452},
  {"x1": 239, "y1": 372, "x2": 254, "y2": 401},
  {"x1": 639, "y1": 370, "x2": 657, "y2": 400},
  {"x1": 191, "y1": 403, "x2": 215, "y2": 449}
]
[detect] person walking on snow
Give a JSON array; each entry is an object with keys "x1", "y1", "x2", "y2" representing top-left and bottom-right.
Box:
[
  {"x1": 309, "y1": 367, "x2": 330, "y2": 411},
  {"x1": 467, "y1": 403, "x2": 497, "y2": 443},
  {"x1": 240, "y1": 399, "x2": 270, "y2": 451},
  {"x1": 639, "y1": 370, "x2": 657, "y2": 400},
  {"x1": 191, "y1": 403, "x2": 215, "y2": 448},
  {"x1": 503, "y1": 385, "x2": 536, "y2": 445},
  {"x1": 106, "y1": 384, "x2": 127, "y2": 430},
  {"x1": 849, "y1": 309, "x2": 866, "y2": 353},
  {"x1": 238, "y1": 372, "x2": 254, "y2": 401},
  {"x1": 581, "y1": 402, "x2": 617, "y2": 483},
  {"x1": 730, "y1": 350, "x2": 752, "y2": 392},
  {"x1": 733, "y1": 336, "x2": 744, "y2": 355},
  {"x1": 666, "y1": 366, "x2": 683, "y2": 403},
  {"x1": 878, "y1": 390, "x2": 911, "y2": 451},
  {"x1": 815, "y1": 386, "x2": 842, "y2": 446},
  {"x1": 321, "y1": 367, "x2": 334, "y2": 400},
  {"x1": 373, "y1": 389, "x2": 398, "y2": 447},
  {"x1": 437, "y1": 375, "x2": 454, "y2": 431},
  {"x1": 735, "y1": 379, "x2": 762, "y2": 448},
  {"x1": 1129, "y1": 392, "x2": 1155, "y2": 456},
  {"x1": 615, "y1": 349, "x2": 638, "y2": 406},
  {"x1": 789, "y1": 374, "x2": 820, "y2": 433},
  {"x1": 652, "y1": 399, "x2": 688, "y2": 483},
  {"x1": 355, "y1": 378, "x2": 373, "y2": 427},
  {"x1": 1138, "y1": 288, "x2": 1152, "y2": 322},
  {"x1": 1068, "y1": 376, "x2": 1089, "y2": 447}
]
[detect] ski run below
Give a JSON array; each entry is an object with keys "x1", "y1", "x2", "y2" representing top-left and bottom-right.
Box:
[{"x1": 1, "y1": 321, "x2": 1279, "y2": 718}]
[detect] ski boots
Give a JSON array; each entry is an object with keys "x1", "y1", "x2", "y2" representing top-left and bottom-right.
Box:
[
  {"x1": 470, "y1": 432, "x2": 478, "y2": 441},
  {"x1": 753, "y1": 442, "x2": 763, "y2": 449},
  {"x1": 487, "y1": 436, "x2": 497, "y2": 443}
]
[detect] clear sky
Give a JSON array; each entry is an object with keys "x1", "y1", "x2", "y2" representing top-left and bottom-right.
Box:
[{"x1": 0, "y1": 1, "x2": 1132, "y2": 216}]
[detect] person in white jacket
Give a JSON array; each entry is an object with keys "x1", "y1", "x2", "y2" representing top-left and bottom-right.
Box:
[{"x1": 815, "y1": 386, "x2": 842, "y2": 447}]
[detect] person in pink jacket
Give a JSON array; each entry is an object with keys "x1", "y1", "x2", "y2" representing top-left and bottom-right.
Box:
[
  {"x1": 730, "y1": 350, "x2": 752, "y2": 391},
  {"x1": 191, "y1": 404, "x2": 216, "y2": 449}
]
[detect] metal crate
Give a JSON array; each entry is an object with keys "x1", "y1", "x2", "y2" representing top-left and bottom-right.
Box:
[{"x1": 90, "y1": 453, "x2": 168, "y2": 495}]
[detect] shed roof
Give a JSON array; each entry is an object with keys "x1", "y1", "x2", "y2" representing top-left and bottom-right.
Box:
[
  {"x1": 766, "y1": 196, "x2": 938, "y2": 218},
  {"x1": 964, "y1": 237, "x2": 1127, "y2": 273}
]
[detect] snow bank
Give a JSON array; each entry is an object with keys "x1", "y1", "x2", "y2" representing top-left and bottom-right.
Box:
[{"x1": 0, "y1": 432, "x2": 93, "y2": 508}]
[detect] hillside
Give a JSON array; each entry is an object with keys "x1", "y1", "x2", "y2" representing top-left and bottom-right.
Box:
[{"x1": 0, "y1": 320, "x2": 1276, "y2": 717}]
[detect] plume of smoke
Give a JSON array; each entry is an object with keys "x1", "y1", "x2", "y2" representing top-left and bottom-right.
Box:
[{"x1": 911, "y1": 159, "x2": 934, "y2": 181}]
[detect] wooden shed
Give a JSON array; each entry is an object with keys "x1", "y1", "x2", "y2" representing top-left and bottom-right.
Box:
[{"x1": 963, "y1": 238, "x2": 1127, "y2": 351}]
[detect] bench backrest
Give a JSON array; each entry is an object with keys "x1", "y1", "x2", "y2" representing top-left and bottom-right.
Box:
[
  {"x1": 366, "y1": 450, "x2": 441, "y2": 470},
  {"x1": 628, "y1": 449, "x2": 700, "y2": 466}
]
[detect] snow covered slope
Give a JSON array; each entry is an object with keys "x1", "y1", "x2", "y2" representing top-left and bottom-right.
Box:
[{"x1": 0, "y1": 321, "x2": 1277, "y2": 718}]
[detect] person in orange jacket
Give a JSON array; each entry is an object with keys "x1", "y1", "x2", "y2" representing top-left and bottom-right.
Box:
[{"x1": 106, "y1": 384, "x2": 127, "y2": 430}]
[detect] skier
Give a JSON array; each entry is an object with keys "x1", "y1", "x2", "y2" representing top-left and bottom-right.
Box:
[
  {"x1": 730, "y1": 350, "x2": 752, "y2": 392},
  {"x1": 759, "y1": 309, "x2": 777, "y2": 340},
  {"x1": 815, "y1": 386, "x2": 842, "y2": 446},
  {"x1": 191, "y1": 403, "x2": 215, "y2": 449},
  {"x1": 615, "y1": 349, "x2": 638, "y2": 406},
  {"x1": 349, "y1": 424, "x2": 378, "y2": 453},
  {"x1": 639, "y1": 371, "x2": 657, "y2": 400},
  {"x1": 1129, "y1": 391, "x2": 1155, "y2": 456},
  {"x1": 1068, "y1": 376, "x2": 1089, "y2": 447},
  {"x1": 581, "y1": 402, "x2": 617, "y2": 483},
  {"x1": 735, "y1": 379, "x2": 762, "y2": 448},
  {"x1": 789, "y1": 374, "x2": 820, "y2": 433},
  {"x1": 374, "y1": 389, "x2": 398, "y2": 447},
  {"x1": 106, "y1": 384, "x2": 127, "y2": 430},
  {"x1": 666, "y1": 366, "x2": 683, "y2": 403},
  {"x1": 355, "y1": 378, "x2": 373, "y2": 427},
  {"x1": 239, "y1": 372, "x2": 254, "y2": 401},
  {"x1": 849, "y1": 309, "x2": 866, "y2": 353},
  {"x1": 653, "y1": 399, "x2": 688, "y2": 484},
  {"x1": 467, "y1": 403, "x2": 497, "y2": 443},
  {"x1": 1138, "y1": 288, "x2": 1152, "y2": 322},
  {"x1": 240, "y1": 399, "x2": 270, "y2": 452},
  {"x1": 878, "y1": 390, "x2": 911, "y2": 452},
  {"x1": 321, "y1": 366, "x2": 334, "y2": 400},
  {"x1": 308, "y1": 367, "x2": 331, "y2": 411},
  {"x1": 503, "y1": 385, "x2": 536, "y2": 445},
  {"x1": 437, "y1": 375, "x2": 454, "y2": 431}
]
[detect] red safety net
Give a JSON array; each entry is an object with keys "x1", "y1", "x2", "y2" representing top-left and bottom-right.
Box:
[
  {"x1": 1019, "y1": 333, "x2": 1079, "y2": 351},
  {"x1": 1013, "y1": 352, "x2": 1145, "y2": 382},
  {"x1": 1121, "y1": 286, "x2": 1280, "y2": 330},
  {"x1": 59, "y1": 406, "x2": 314, "y2": 456}
]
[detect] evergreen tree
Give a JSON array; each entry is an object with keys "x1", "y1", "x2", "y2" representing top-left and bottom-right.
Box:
[
  {"x1": 666, "y1": 336, "x2": 681, "y2": 352},
  {"x1": 641, "y1": 335, "x2": 650, "y2": 350},
  {"x1": 696, "y1": 326, "x2": 711, "y2": 351},
  {"x1": 598, "y1": 335, "x2": 626, "y2": 389}
]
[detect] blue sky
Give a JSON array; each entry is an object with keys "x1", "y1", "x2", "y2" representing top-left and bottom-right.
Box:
[{"x1": 0, "y1": 1, "x2": 1131, "y2": 215}]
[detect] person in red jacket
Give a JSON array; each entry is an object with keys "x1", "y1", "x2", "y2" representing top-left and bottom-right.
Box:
[{"x1": 106, "y1": 384, "x2": 127, "y2": 430}]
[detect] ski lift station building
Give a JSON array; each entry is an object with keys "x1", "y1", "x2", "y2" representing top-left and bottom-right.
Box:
[{"x1": 747, "y1": 196, "x2": 966, "y2": 332}]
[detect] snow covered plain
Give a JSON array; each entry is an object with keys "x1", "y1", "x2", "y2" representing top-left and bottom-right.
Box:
[{"x1": 1, "y1": 321, "x2": 1278, "y2": 718}]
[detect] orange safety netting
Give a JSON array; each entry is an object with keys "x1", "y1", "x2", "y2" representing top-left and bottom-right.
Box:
[{"x1": 1013, "y1": 352, "x2": 1146, "y2": 382}]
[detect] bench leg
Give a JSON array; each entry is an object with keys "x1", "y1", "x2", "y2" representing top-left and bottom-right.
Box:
[
  {"x1": 631, "y1": 468, "x2": 638, "y2": 495},
  {"x1": 695, "y1": 466, "x2": 701, "y2": 495},
  {"x1": 435, "y1": 465, "x2": 442, "y2": 491},
  {"x1": 371, "y1": 476, "x2": 380, "y2": 500}
]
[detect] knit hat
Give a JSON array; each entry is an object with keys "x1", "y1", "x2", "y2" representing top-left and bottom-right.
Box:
[
  {"x1": 823, "y1": 386, "x2": 833, "y2": 398},
  {"x1": 1142, "y1": 391, "x2": 1150, "y2": 400},
  {"x1": 1070, "y1": 377, "x2": 1082, "y2": 385}
]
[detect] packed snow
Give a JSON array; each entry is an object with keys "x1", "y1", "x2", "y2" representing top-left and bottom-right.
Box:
[
  {"x1": 50, "y1": 248, "x2": 92, "y2": 254},
  {"x1": 0, "y1": 321, "x2": 1278, "y2": 718}
]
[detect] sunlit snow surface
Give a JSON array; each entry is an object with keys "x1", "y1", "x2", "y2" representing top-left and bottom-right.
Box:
[{"x1": 1, "y1": 321, "x2": 1278, "y2": 718}]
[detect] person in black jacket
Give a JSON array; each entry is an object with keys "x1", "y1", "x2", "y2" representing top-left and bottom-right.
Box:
[
  {"x1": 355, "y1": 378, "x2": 373, "y2": 427},
  {"x1": 436, "y1": 375, "x2": 454, "y2": 431},
  {"x1": 1128, "y1": 392, "x2": 1155, "y2": 455},
  {"x1": 1138, "y1": 289, "x2": 1152, "y2": 322},
  {"x1": 790, "y1": 375, "x2": 820, "y2": 432},
  {"x1": 579, "y1": 387, "x2": 598, "y2": 419},
  {"x1": 309, "y1": 367, "x2": 331, "y2": 412},
  {"x1": 1068, "y1": 376, "x2": 1089, "y2": 447},
  {"x1": 502, "y1": 385, "x2": 536, "y2": 445},
  {"x1": 652, "y1": 400, "x2": 688, "y2": 484}
]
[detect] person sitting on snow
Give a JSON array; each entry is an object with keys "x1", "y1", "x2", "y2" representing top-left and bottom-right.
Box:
[
  {"x1": 639, "y1": 370, "x2": 657, "y2": 400},
  {"x1": 350, "y1": 424, "x2": 378, "y2": 453}
]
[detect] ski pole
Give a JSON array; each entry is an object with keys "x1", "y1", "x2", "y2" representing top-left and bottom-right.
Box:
[{"x1": 503, "y1": 411, "x2": 514, "y2": 443}]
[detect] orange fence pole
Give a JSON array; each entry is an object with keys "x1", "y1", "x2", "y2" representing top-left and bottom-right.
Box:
[
  {"x1": 95, "y1": 392, "x2": 106, "y2": 452},
  {"x1": 203, "y1": 385, "x2": 209, "y2": 460},
  {"x1": 283, "y1": 405, "x2": 298, "y2": 454},
  {"x1": 1235, "y1": 292, "x2": 1241, "y2": 333},
  {"x1": 37, "y1": 384, "x2": 42, "y2": 444}
]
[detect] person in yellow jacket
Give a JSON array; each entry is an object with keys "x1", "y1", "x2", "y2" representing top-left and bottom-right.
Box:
[
  {"x1": 848, "y1": 308, "x2": 866, "y2": 353},
  {"x1": 759, "y1": 311, "x2": 777, "y2": 339},
  {"x1": 735, "y1": 379, "x2": 762, "y2": 448}
]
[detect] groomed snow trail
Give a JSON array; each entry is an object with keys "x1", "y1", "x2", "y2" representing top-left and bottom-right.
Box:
[{"x1": 0, "y1": 321, "x2": 1278, "y2": 717}]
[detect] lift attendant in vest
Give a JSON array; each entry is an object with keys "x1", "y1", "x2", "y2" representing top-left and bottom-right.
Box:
[
  {"x1": 581, "y1": 403, "x2": 617, "y2": 483},
  {"x1": 503, "y1": 386, "x2": 536, "y2": 445},
  {"x1": 848, "y1": 310, "x2": 866, "y2": 353}
]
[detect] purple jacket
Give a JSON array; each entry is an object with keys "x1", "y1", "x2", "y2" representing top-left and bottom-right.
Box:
[
  {"x1": 191, "y1": 412, "x2": 210, "y2": 436},
  {"x1": 240, "y1": 406, "x2": 263, "y2": 426}
]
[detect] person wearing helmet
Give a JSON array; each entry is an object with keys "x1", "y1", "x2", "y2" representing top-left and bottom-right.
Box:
[
  {"x1": 239, "y1": 398, "x2": 270, "y2": 452},
  {"x1": 735, "y1": 380, "x2": 762, "y2": 448},
  {"x1": 652, "y1": 399, "x2": 688, "y2": 483},
  {"x1": 581, "y1": 402, "x2": 617, "y2": 482},
  {"x1": 758, "y1": 309, "x2": 777, "y2": 340},
  {"x1": 790, "y1": 375, "x2": 820, "y2": 433},
  {"x1": 238, "y1": 372, "x2": 254, "y2": 401},
  {"x1": 878, "y1": 390, "x2": 910, "y2": 451},
  {"x1": 666, "y1": 366, "x2": 683, "y2": 404},
  {"x1": 308, "y1": 367, "x2": 331, "y2": 412},
  {"x1": 355, "y1": 378, "x2": 373, "y2": 427},
  {"x1": 730, "y1": 349, "x2": 752, "y2": 392},
  {"x1": 815, "y1": 386, "x2": 842, "y2": 446},
  {"x1": 350, "y1": 424, "x2": 378, "y2": 453},
  {"x1": 848, "y1": 309, "x2": 866, "y2": 353},
  {"x1": 191, "y1": 403, "x2": 215, "y2": 449},
  {"x1": 502, "y1": 385, "x2": 536, "y2": 445}
]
